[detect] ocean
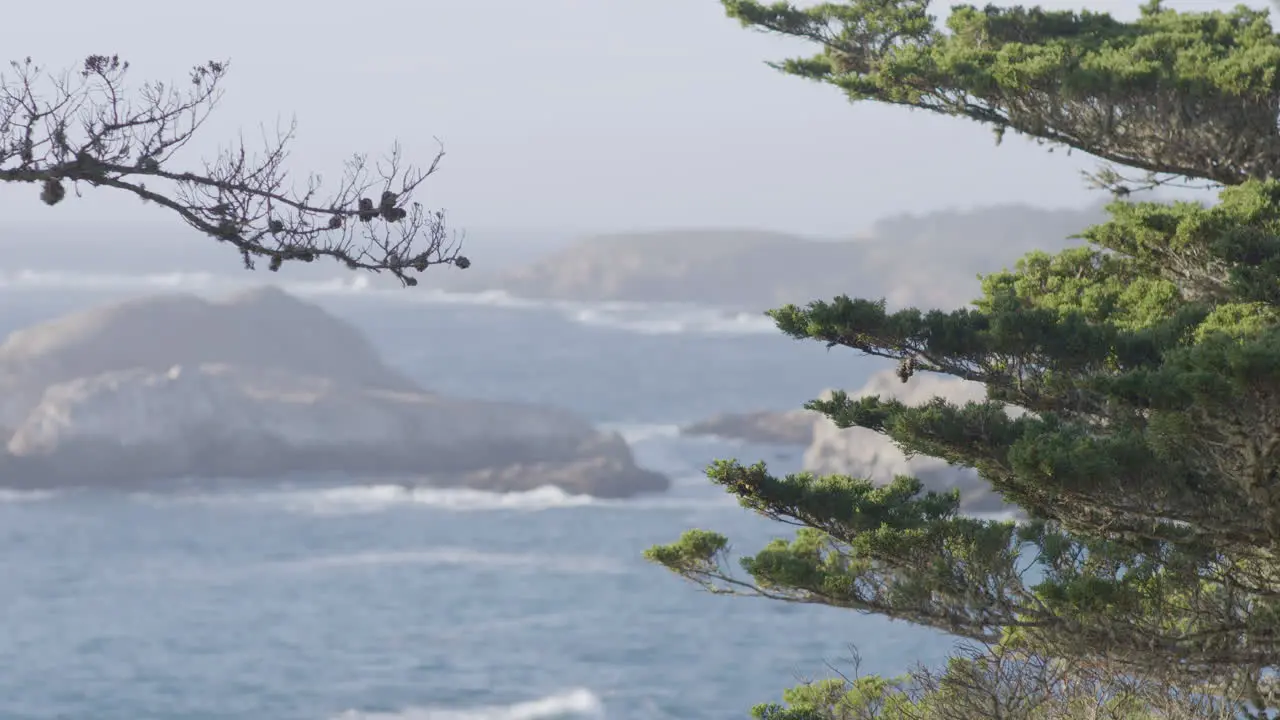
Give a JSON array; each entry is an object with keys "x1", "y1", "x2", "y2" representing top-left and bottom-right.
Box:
[{"x1": 0, "y1": 273, "x2": 962, "y2": 720}]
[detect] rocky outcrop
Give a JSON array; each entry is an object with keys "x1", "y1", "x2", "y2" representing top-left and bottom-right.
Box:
[
  {"x1": 682, "y1": 371, "x2": 1019, "y2": 515},
  {"x1": 0, "y1": 286, "x2": 417, "y2": 390},
  {"x1": 453, "y1": 204, "x2": 1105, "y2": 311},
  {"x1": 681, "y1": 408, "x2": 819, "y2": 445},
  {"x1": 0, "y1": 287, "x2": 669, "y2": 497}
]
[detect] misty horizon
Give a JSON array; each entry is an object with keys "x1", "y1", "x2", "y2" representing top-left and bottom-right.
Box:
[{"x1": 0, "y1": 0, "x2": 1230, "y2": 246}]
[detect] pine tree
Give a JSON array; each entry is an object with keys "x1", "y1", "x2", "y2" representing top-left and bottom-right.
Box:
[{"x1": 646, "y1": 2, "x2": 1280, "y2": 716}]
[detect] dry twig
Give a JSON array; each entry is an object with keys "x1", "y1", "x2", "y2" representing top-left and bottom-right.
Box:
[{"x1": 0, "y1": 55, "x2": 468, "y2": 285}]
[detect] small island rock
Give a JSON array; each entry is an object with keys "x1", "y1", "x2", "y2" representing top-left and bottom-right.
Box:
[{"x1": 0, "y1": 287, "x2": 669, "y2": 498}]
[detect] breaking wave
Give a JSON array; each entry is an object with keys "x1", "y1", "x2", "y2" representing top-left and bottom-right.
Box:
[
  {"x1": 119, "y1": 421, "x2": 779, "y2": 518},
  {"x1": 331, "y1": 688, "x2": 605, "y2": 720},
  {"x1": 132, "y1": 484, "x2": 597, "y2": 515},
  {"x1": 131, "y1": 483, "x2": 736, "y2": 516},
  {"x1": 277, "y1": 483, "x2": 600, "y2": 515}
]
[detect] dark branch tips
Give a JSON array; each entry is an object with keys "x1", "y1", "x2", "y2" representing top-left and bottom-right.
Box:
[{"x1": 40, "y1": 179, "x2": 66, "y2": 206}]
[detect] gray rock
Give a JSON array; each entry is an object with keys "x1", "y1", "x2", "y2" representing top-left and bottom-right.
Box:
[
  {"x1": 684, "y1": 372, "x2": 1022, "y2": 516},
  {"x1": 681, "y1": 408, "x2": 818, "y2": 445},
  {"x1": 0, "y1": 288, "x2": 669, "y2": 498}
]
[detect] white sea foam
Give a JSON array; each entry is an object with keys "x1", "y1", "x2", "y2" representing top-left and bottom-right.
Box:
[
  {"x1": 332, "y1": 688, "x2": 605, "y2": 720},
  {"x1": 597, "y1": 422, "x2": 682, "y2": 445},
  {"x1": 0, "y1": 269, "x2": 776, "y2": 337},
  {"x1": 132, "y1": 484, "x2": 597, "y2": 514},
  {"x1": 121, "y1": 419, "x2": 737, "y2": 517},
  {"x1": 131, "y1": 482, "x2": 736, "y2": 516},
  {"x1": 280, "y1": 484, "x2": 601, "y2": 515},
  {"x1": 131, "y1": 481, "x2": 1019, "y2": 523}
]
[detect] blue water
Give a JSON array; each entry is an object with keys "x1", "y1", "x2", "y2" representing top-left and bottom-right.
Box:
[{"x1": 0, "y1": 281, "x2": 960, "y2": 720}]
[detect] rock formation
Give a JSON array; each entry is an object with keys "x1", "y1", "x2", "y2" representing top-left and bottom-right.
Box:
[
  {"x1": 682, "y1": 370, "x2": 1019, "y2": 515},
  {"x1": 0, "y1": 287, "x2": 668, "y2": 498},
  {"x1": 451, "y1": 204, "x2": 1105, "y2": 311},
  {"x1": 681, "y1": 408, "x2": 818, "y2": 446}
]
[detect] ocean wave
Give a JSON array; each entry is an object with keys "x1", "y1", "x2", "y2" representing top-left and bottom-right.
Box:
[
  {"x1": 280, "y1": 484, "x2": 601, "y2": 515},
  {"x1": 132, "y1": 483, "x2": 736, "y2": 516},
  {"x1": 0, "y1": 269, "x2": 776, "y2": 336},
  {"x1": 268, "y1": 548, "x2": 626, "y2": 576},
  {"x1": 132, "y1": 484, "x2": 597, "y2": 514},
  {"x1": 331, "y1": 688, "x2": 604, "y2": 720}
]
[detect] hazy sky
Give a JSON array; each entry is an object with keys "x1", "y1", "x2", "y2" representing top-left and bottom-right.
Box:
[{"x1": 0, "y1": 0, "x2": 1248, "y2": 238}]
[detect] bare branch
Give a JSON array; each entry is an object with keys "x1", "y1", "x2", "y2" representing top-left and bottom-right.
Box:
[{"x1": 0, "y1": 55, "x2": 470, "y2": 285}]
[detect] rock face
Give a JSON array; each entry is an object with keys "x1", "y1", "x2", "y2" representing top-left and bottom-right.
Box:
[
  {"x1": 0, "y1": 287, "x2": 668, "y2": 498},
  {"x1": 682, "y1": 370, "x2": 1019, "y2": 515}
]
